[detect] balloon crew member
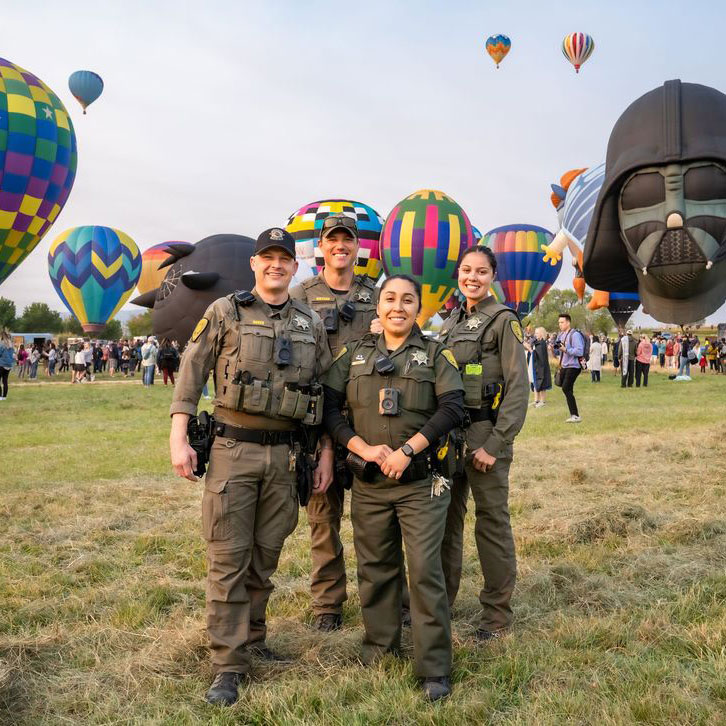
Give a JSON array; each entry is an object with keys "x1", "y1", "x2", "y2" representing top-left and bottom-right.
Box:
[
  {"x1": 290, "y1": 213, "x2": 379, "y2": 632},
  {"x1": 169, "y1": 228, "x2": 332, "y2": 707},
  {"x1": 323, "y1": 275, "x2": 464, "y2": 702},
  {"x1": 438, "y1": 246, "x2": 528, "y2": 641}
]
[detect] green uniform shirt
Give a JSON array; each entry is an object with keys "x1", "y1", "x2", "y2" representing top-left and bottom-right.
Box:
[
  {"x1": 323, "y1": 327, "x2": 463, "y2": 449},
  {"x1": 438, "y1": 296, "x2": 528, "y2": 457},
  {"x1": 290, "y1": 273, "x2": 378, "y2": 360},
  {"x1": 170, "y1": 291, "x2": 331, "y2": 424}
]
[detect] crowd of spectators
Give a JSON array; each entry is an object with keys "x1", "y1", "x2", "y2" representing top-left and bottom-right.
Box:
[{"x1": 0, "y1": 334, "x2": 180, "y2": 394}]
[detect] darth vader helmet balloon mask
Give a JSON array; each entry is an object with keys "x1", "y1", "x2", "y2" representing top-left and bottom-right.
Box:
[{"x1": 584, "y1": 80, "x2": 726, "y2": 324}]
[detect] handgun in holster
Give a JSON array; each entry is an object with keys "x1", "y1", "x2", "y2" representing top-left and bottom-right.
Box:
[
  {"x1": 187, "y1": 410, "x2": 215, "y2": 477},
  {"x1": 294, "y1": 440, "x2": 316, "y2": 507},
  {"x1": 335, "y1": 444, "x2": 354, "y2": 490}
]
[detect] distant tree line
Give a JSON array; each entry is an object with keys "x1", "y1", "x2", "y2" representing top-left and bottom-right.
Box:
[
  {"x1": 0, "y1": 296, "x2": 124, "y2": 340},
  {"x1": 526, "y1": 289, "x2": 615, "y2": 336}
]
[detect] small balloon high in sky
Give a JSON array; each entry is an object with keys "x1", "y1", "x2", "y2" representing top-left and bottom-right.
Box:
[{"x1": 68, "y1": 70, "x2": 104, "y2": 114}]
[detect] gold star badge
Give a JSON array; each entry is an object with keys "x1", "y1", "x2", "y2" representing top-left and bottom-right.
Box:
[
  {"x1": 465, "y1": 317, "x2": 483, "y2": 330},
  {"x1": 293, "y1": 315, "x2": 310, "y2": 330},
  {"x1": 410, "y1": 350, "x2": 429, "y2": 366}
]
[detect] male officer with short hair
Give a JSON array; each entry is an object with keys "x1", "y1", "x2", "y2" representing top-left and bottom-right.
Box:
[
  {"x1": 170, "y1": 228, "x2": 332, "y2": 706},
  {"x1": 289, "y1": 214, "x2": 379, "y2": 631}
]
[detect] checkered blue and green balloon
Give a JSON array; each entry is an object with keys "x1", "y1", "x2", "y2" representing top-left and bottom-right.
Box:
[{"x1": 0, "y1": 57, "x2": 78, "y2": 286}]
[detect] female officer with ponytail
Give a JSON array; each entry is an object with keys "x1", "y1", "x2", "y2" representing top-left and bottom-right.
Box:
[
  {"x1": 438, "y1": 246, "x2": 529, "y2": 641},
  {"x1": 323, "y1": 274, "x2": 464, "y2": 701}
]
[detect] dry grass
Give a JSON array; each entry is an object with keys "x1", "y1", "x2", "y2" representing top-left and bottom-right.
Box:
[{"x1": 1, "y1": 367, "x2": 725, "y2": 724}]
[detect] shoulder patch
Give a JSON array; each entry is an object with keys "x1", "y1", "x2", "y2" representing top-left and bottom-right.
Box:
[
  {"x1": 441, "y1": 348, "x2": 458, "y2": 368},
  {"x1": 510, "y1": 319, "x2": 523, "y2": 343},
  {"x1": 191, "y1": 317, "x2": 209, "y2": 342},
  {"x1": 333, "y1": 345, "x2": 347, "y2": 362}
]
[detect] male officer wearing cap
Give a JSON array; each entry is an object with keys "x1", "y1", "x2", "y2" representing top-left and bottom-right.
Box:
[
  {"x1": 289, "y1": 213, "x2": 380, "y2": 632},
  {"x1": 170, "y1": 228, "x2": 332, "y2": 706}
]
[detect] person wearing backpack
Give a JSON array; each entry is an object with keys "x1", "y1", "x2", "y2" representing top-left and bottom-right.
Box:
[
  {"x1": 554, "y1": 313, "x2": 585, "y2": 423},
  {"x1": 158, "y1": 338, "x2": 179, "y2": 385}
]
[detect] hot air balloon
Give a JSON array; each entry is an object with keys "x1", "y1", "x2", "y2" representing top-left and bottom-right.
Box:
[
  {"x1": 285, "y1": 199, "x2": 384, "y2": 279},
  {"x1": 380, "y1": 189, "x2": 476, "y2": 326},
  {"x1": 562, "y1": 33, "x2": 594, "y2": 73},
  {"x1": 131, "y1": 234, "x2": 256, "y2": 346},
  {"x1": 68, "y1": 70, "x2": 103, "y2": 114},
  {"x1": 442, "y1": 225, "x2": 483, "y2": 318},
  {"x1": 485, "y1": 35, "x2": 511, "y2": 68},
  {"x1": 544, "y1": 164, "x2": 612, "y2": 307},
  {"x1": 0, "y1": 58, "x2": 77, "y2": 287},
  {"x1": 481, "y1": 224, "x2": 560, "y2": 316},
  {"x1": 48, "y1": 226, "x2": 141, "y2": 332},
  {"x1": 137, "y1": 241, "x2": 188, "y2": 295},
  {"x1": 607, "y1": 292, "x2": 640, "y2": 331}
]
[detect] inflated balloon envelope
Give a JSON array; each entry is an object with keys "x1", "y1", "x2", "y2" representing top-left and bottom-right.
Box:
[
  {"x1": 583, "y1": 80, "x2": 726, "y2": 325},
  {"x1": 131, "y1": 234, "x2": 256, "y2": 346}
]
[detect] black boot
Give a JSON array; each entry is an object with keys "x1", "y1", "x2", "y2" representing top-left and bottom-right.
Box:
[
  {"x1": 422, "y1": 677, "x2": 451, "y2": 701},
  {"x1": 401, "y1": 606, "x2": 411, "y2": 628},
  {"x1": 313, "y1": 613, "x2": 343, "y2": 632},
  {"x1": 205, "y1": 672, "x2": 246, "y2": 706}
]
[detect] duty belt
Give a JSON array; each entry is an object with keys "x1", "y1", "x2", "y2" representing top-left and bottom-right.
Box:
[{"x1": 214, "y1": 422, "x2": 300, "y2": 446}]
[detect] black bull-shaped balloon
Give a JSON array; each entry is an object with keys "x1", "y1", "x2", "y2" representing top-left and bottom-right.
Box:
[{"x1": 131, "y1": 234, "x2": 256, "y2": 346}]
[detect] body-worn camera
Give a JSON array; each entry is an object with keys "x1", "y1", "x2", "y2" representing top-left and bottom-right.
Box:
[
  {"x1": 339, "y1": 301, "x2": 356, "y2": 323},
  {"x1": 379, "y1": 387, "x2": 400, "y2": 415},
  {"x1": 321, "y1": 307, "x2": 338, "y2": 333},
  {"x1": 274, "y1": 335, "x2": 293, "y2": 367},
  {"x1": 374, "y1": 355, "x2": 396, "y2": 375}
]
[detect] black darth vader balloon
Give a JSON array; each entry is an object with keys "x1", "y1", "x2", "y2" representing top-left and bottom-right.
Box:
[
  {"x1": 584, "y1": 80, "x2": 726, "y2": 325},
  {"x1": 131, "y1": 234, "x2": 255, "y2": 346}
]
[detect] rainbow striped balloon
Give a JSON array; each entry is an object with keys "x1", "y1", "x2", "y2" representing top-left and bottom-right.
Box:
[
  {"x1": 562, "y1": 32, "x2": 595, "y2": 73},
  {"x1": 381, "y1": 189, "x2": 476, "y2": 324},
  {"x1": 285, "y1": 199, "x2": 384, "y2": 279},
  {"x1": 482, "y1": 224, "x2": 560, "y2": 315},
  {"x1": 0, "y1": 57, "x2": 77, "y2": 286},
  {"x1": 137, "y1": 241, "x2": 187, "y2": 295},
  {"x1": 48, "y1": 226, "x2": 141, "y2": 332}
]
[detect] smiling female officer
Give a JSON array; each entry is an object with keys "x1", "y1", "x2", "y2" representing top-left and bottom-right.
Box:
[
  {"x1": 438, "y1": 246, "x2": 528, "y2": 642},
  {"x1": 323, "y1": 274, "x2": 464, "y2": 701}
]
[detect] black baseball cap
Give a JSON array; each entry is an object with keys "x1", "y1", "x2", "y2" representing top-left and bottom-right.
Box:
[
  {"x1": 320, "y1": 214, "x2": 358, "y2": 240},
  {"x1": 255, "y1": 228, "x2": 296, "y2": 258}
]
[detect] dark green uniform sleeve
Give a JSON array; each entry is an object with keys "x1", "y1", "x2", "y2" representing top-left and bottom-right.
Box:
[
  {"x1": 321, "y1": 345, "x2": 352, "y2": 393},
  {"x1": 433, "y1": 347, "x2": 465, "y2": 396},
  {"x1": 483, "y1": 314, "x2": 529, "y2": 458},
  {"x1": 169, "y1": 298, "x2": 229, "y2": 417}
]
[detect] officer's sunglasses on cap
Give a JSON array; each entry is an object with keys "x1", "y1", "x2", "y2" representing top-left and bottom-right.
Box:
[{"x1": 321, "y1": 215, "x2": 357, "y2": 236}]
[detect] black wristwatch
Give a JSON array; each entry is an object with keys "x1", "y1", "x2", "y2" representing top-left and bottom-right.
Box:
[{"x1": 401, "y1": 443, "x2": 414, "y2": 458}]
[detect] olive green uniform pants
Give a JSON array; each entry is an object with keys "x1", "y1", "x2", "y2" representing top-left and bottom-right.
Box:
[
  {"x1": 306, "y1": 478, "x2": 347, "y2": 615},
  {"x1": 351, "y1": 476, "x2": 451, "y2": 677},
  {"x1": 442, "y1": 422, "x2": 516, "y2": 631},
  {"x1": 202, "y1": 438, "x2": 299, "y2": 674}
]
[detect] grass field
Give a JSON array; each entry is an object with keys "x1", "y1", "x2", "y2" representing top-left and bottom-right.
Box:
[{"x1": 1, "y1": 366, "x2": 725, "y2": 724}]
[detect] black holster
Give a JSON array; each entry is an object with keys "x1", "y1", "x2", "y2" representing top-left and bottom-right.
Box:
[
  {"x1": 295, "y1": 443, "x2": 315, "y2": 507},
  {"x1": 335, "y1": 445, "x2": 354, "y2": 489},
  {"x1": 187, "y1": 411, "x2": 215, "y2": 477}
]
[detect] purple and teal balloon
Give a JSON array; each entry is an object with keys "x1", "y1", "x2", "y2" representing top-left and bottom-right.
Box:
[
  {"x1": 0, "y1": 58, "x2": 77, "y2": 286},
  {"x1": 68, "y1": 70, "x2": 103, "y2": 114},
  {"x1": 48, "y1": 226, "x2": 141, "y2": 332},
  {"x1": 482, "y1": 224, "x2": 560, "y2": 315}
]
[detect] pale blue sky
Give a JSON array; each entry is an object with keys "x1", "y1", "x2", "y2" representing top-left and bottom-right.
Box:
[{"x1": 3, "y1": 0, "x2": 725, "y2": 323}]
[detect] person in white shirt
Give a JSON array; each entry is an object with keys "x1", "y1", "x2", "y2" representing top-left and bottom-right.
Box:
[
  {"x1": 140, "y1": 336, "x2": 158, "y2": 386},
  {"x1": 73, "y1": 347, "x2": 86, "y2": 383},
  {"x1": 588, "y1": 338, "x2": 603, "y2": 382}
]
